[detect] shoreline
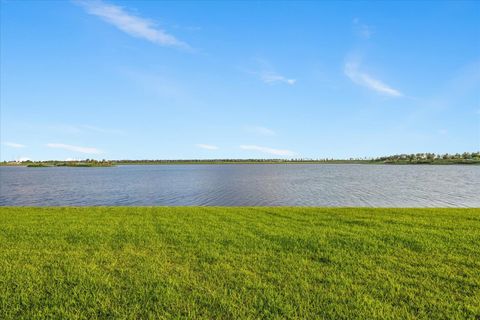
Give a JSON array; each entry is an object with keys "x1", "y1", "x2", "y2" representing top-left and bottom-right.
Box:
[{"x1": 1, "y1": 160, "x2": 479, "y2": 167}]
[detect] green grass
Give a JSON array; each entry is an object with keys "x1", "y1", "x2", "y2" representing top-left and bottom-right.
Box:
[{"x1": 0, "y1": 207, "x2": 479, "y2": 319}]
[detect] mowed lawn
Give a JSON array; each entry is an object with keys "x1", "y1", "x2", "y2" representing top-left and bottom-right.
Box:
[{"x1": 0, "y1": 207, "x2": 479, "y2": 319}]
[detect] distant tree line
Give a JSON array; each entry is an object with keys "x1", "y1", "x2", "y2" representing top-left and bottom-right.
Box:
[
  {"x1": 2, "y1": 152, "x2": 479, "y2": 165},
  {"x1": 374, "y1": 152, "x2": 480, "y2": 163}
]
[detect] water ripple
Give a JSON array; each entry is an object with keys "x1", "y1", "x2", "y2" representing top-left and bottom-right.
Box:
[{"x1": 0, "y1": 164, "x2": 479, "y2": 207}]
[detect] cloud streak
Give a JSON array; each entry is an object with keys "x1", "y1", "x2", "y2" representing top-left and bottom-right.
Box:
[
  {"x1": 244, "y1": 126, "x2": 276, "y2": 136},
  {"x1": 245, "y1": 59, "x2": 296, "y2": 85},
  {"x1": 46, "y1": 143, "x2": 102, "y2": 154},
  {"x1": 259, "y1": 71, "x2": 296, "y2": 85},
  {"x1": 2, "y1": 142, "x2": 26, "y2": 148},
  {"x1": 344, "y1": 61, "x2": 402, "y2": 97},
  {"x1": 240, "y1": 145, "x2": 295, "y2": 156},
  {"x1": 196, "y1": 144, "x2": 219, "y2": 150},
  {"x1": 77, "y1": 0, "x2": 190, "y2": 50}
]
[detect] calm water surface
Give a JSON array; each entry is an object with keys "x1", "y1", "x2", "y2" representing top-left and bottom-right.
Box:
[{"x1": 0, "y1": 164, "x2": 478, "y2": 207}]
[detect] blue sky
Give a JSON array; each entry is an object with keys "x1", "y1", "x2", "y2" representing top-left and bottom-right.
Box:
[{"x1": 1, "y1": 0, "x2": 479, "y2": 161}]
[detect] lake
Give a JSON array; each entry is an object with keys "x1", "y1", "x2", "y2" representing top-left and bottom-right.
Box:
[{"x1": 0, "y1": 164, "x2": 478, "y2": 207}]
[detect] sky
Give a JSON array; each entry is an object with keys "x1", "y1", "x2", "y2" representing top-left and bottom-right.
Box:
[{"x1": 1, "y1": 0, "x2": 479, "y2": 161}]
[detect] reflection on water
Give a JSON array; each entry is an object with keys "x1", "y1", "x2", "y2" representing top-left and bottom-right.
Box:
[{"x1": 0, "y1": 164, "x2": 479, "y2": 207}]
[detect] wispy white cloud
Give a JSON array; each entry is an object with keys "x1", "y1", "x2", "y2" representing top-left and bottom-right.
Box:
[
  {"x1": 244, "y1": 58, "x2": 296, "y2": 85},
  {"x1": 196, "y1": 144, "x2": 219, "y2": 150},
  {"x1": 244, "y1": 126, "x2": 276, "y2": 136},
  {"x1": 76, "y1": 0, "x2": 190, "y2": 50},
  {"x1": 240, "y1": 145, "x2": 295, "y2": 156},
  {"x1": 2, "y1": 142, "x2": 26, "y2": 148},
  {"x1": 259, "y1": 71, "x2": 296, "y2": 85},
  {"x1": 353, "y1": 18, "x2": 373, "y2": 39},
  {"x1": 46, "y1": 143, "x2": 102, "y2": 154},
  {"x1": 344, "y1": 60, "x2": 403, "y2": 97},
  {"x1": 393, "y1": 60, "x2": 479, "y2": 131},
  {"x1": 48, "y1": 124, "x2": 83, "y2": 134}
]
